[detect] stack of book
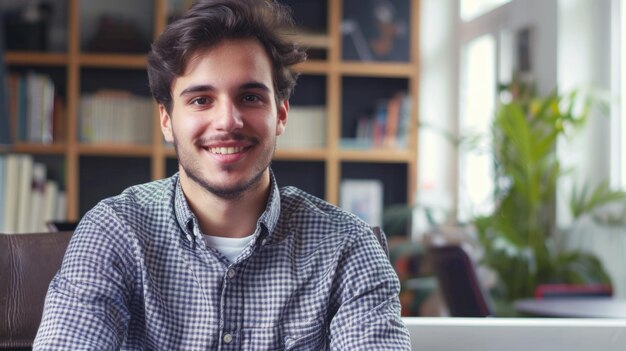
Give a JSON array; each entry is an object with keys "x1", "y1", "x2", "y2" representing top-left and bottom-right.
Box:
[
  {"x1": 6, "y1": 72, "x2": 65, "y2": 144},
  {"x1": 342, "y1": 91, "x2": 412, "y2": 150},
  {"x1": 79, "y1": 90, "x2": 154, "y2": 144},
  {"x1": 0, "y1": 154, "x2": 67, "y2": 234},
  {"x1": 277, "y1": 105, "x2": 326, "y2": 149}
]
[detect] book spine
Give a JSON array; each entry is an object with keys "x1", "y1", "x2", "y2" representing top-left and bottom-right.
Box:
[
  {"x1": 28, "y1": 162, "x2": 47, "y2": 232},
  {"x1": 16, "y1": 154, "x2": 34, "y2": 233},
  {"x1": 2, "y1": 154, "x2": 20, "y2": 233},
  {"x1": 0, "y1": 156, "x2": 5, "y2": 230},
  {"x1": 42, "y1": 180, "x2": 59, "y2": 231}
]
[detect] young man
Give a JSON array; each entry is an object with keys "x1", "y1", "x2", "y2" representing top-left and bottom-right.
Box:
[{"x1": 34, "y1": 0, "x2": 411, "y2": 349}]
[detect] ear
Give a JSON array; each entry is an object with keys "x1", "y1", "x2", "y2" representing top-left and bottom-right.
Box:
[
  {"x1": 276, "y1": 99, "x2": 288, "y2": 136},
  {"x1": 159, "y1": 104, "x2": 174, "y2": 143}
]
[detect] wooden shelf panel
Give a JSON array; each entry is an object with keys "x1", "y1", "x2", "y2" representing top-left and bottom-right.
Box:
[
  {"x1": 80, "y1": 54, "x2": 148, "y2": 68},
  {"x1": 78, "y1": 143, "x2": 154, "y2": 156},
  {"x1": 339, "y1": 149, "x2": 413, "y2": 163},
  {"x1": 295, "y1": 60, "x2": 331, "y2": 74},
  {"x1": 274, "y1": 148, "x2": 328, "y2": 160},
  {"x1": 10, "y1": 143, "x2": 67, "y2": 154},
  {"x1": 164, "y1": 147, "x2": 329, "y2": 161},
  {"x1": 338, "y1": 62, "x2": 416, "y2": 78},
  {"x1": 292, "y1": 32, "x2": 330, "y2": 49},
  {"x1": 6, "y1": 52, "x2": 68, "y2": 66},
  {"x1": 164, "y1": 146, "x2": 176, "y2": 158}
]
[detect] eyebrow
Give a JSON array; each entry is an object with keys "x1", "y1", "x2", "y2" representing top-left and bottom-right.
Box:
[{"x1": 178, "y1": 82, "x2": 271, "y2": 97}]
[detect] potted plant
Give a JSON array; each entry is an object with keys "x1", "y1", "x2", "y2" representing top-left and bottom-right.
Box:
[{"x1": 474, "y1": 80, "x2": 625, "y2": 313}]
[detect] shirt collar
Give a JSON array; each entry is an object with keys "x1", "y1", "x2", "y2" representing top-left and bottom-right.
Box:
[{"x1": 174, "y1": 170, "x2": 281, "y2": 245}]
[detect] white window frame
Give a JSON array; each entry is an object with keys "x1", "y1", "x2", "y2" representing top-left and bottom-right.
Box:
[{"x1": 455, "y1": 1, "x2": 511, "y2": 221}]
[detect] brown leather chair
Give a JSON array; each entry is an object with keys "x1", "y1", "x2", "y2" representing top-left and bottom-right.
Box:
[
  {"x1": 0, "y1": 231, "x2": 73, "y2": 350},
  {"x1": 429, "y1": 244, "x2": 493, "y2": 317}
]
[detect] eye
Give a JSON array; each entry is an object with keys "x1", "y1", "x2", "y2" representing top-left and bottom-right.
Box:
[
  {"x1": 190, "y1": 97, "x2": 209, "y2": 105},
  {"x1": 242, "y1": 94, "x2": 262, "y2": 103}
]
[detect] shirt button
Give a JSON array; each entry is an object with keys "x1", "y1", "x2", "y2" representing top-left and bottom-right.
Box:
[
  {"x1": 223, "y1": 333, "x2": 233, "y2": 344},
  {"x1": 227, "y1": 269, "x2": 236, "y2": 278}
]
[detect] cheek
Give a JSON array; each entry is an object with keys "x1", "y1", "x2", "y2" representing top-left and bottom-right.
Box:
[{"x1": 173, "y1": 113, "x2": 207, "y2": 138}]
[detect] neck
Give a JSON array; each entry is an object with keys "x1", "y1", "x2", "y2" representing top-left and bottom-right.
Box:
[{"x1": 180, "y1": 172, "x2": 270, "y2": 238}]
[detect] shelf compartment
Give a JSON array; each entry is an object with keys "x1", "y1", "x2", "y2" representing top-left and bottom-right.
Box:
[
  {"x1": 341, "y1": 0, "x2": 411, "y2": 62},
  {"x1": 341, "y1": 162, "x2": 409, "y2": 206},
  {"x1": 6, "y1": 66, "x2": 68, "y2": 144},
  {"x1": 79, "y1": 155, "x2": 151, "y2": 216},
  {"x1": 272, "y1": 160, "x2": 326, "y2": 199},
  {"x1": 79, "y1": 0, "x2": 154, "y2": 55}
]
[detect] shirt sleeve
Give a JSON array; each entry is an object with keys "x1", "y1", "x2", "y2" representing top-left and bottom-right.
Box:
[
  {"x1": 33, "y1": 205, "x2": 136, "y2": 350},
  {"x1": 328, "y1": 225, "x2": 412, "y2": 350}
]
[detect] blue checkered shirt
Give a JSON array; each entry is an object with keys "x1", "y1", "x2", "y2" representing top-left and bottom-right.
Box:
[{"x1": 34, "y1": 172, "x2": 411, "y2": 350}]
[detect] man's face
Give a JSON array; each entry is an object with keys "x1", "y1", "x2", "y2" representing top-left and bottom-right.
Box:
[{"x1": 160, "y1": 39, "x2": 288, "y2": 199}]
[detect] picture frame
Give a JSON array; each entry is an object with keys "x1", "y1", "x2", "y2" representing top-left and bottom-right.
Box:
[{"x1": 340, "y1": 179, "x2": 384, "y2": 227}]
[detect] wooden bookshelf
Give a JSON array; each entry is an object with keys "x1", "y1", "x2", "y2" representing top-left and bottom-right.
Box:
[{"x1": 3, "y1": 0, "x2": 420, "y2": 229}]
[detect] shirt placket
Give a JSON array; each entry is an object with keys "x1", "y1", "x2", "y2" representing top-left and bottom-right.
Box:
[{"x1": 219, "y1": 263, "x2": 243, "y2": 350}]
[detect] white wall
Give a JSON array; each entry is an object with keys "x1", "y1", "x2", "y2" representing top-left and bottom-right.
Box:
[{"x1": 556, "y1": 0, "x2": 614, "y2": 226}]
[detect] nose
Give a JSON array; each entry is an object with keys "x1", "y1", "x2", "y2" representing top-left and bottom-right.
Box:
[{"x1": 213, "y1": 98, "x2": 244, "y2": 131}]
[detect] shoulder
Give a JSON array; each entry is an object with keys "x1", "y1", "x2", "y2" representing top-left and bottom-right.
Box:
[
  {"x1": 277, "y1": 186, "x2": 373, "y2": 245},
  {"x1": 101, "y1": 176, "x2": 176, "y2": 210},
  {"x1": 87, "y1": 176, "x2": 175, "y2": 223},
  {"x1": 78, "y1": 176, "x2": 178, "y2": 243}
]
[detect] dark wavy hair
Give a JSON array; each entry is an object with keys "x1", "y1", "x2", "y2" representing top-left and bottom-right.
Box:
[{"x1": 147, "y1": 0, "x2": 307, "y2": 113}]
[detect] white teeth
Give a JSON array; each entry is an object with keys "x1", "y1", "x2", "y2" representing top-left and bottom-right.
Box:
[{"x1": 208, "y1": 146, "x2": 245, "y2": 154}]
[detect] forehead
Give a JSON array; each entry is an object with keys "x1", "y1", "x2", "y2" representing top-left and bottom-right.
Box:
[{"x1": 174, "y1": 39, "x2": 274, "y2": 90}]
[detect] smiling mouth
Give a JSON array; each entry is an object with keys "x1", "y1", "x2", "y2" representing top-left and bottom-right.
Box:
[{"x1": 207, "y1": 146, "x2": 248, "y2": 154}]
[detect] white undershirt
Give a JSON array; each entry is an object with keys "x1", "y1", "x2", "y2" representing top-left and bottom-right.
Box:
[{"x1": 203, "y1": 233, "x2": 255, "y2": 262}]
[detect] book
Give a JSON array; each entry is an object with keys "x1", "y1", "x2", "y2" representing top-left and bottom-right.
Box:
[
  {"x1": 16, "y1": 154, "x2": 34, "y2": 233},
  {"x1": 7, "y1": 74, "x2": 19, "y2": 143},
  {"x1": 384, "y1": 92, "x2": 403, "y2": 148},
  {"x1": 55, "y1": 191, "x2": 67, "y2": 222},
  {"x1": 372, "y1": 100, "x2": 388, "y2": 147},
  {"x1": 277, "y1": 105, "x2": 326, "y2": 149},
  {"x1": 2, "y1": 154, "x2": 21, "y2": 233},
  {"x1": 396, "y1": 94, "x2": 412, "y2": 148},
  {"x1": 79, "y1": 90, "x2": 153, "y2": 144},
  {"x1": 0, "y1": 28, "x2": 10, "y2": 145},
  {"x1": 29, "y1": 162, "x2": 47, "y2": 232},
  {"x1": 42, "y1": 180, "x2": 59, "y2": 230},
  {"x1": 0, "y1": 156, "x2": 5, "y2": 230}
]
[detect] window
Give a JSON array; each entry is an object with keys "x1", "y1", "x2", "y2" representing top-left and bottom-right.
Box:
[
  {"x1": 458, "y1": 34, "x2": 496, "y2": 221},
  {"x1": 455, "y1": 0, "x2": 511, "y2": 222}
]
